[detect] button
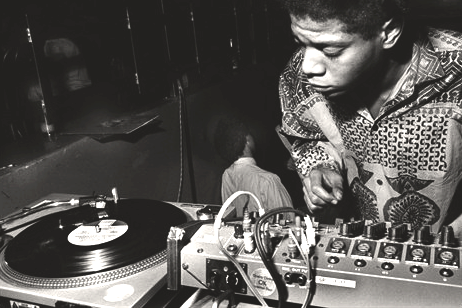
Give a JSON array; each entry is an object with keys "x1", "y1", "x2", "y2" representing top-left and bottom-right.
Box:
[
  {"x1": 440, "y1": 268, "x2": 454, "y2": 278},
  {"x1": 354, "y1": 259, "x2": 367, "y2": 267},
  {"x1": 377, "y1": 179, "x2": 383, "y2": 185},
  {"x1": 410, "y1": 265, "x2": 423, "y2": 274},
  {"x1": 381, "y1": 262, "x2": 394, "y2": 271},
  {"x1": 327, "y1": 256, "x2": 340, "y2": 264}
]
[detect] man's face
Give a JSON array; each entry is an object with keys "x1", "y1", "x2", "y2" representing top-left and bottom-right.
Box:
[{"x1": 291, "y1": 15, "x2": 386, "y2": 100}]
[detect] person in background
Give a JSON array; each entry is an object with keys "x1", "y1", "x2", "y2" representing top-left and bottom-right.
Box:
[
  {"x1": 277, "y1": 0, "x2": 462, "y2": 239},
  {"x1": 214, "y1": 115, "x2": 294, "y2": 218}
]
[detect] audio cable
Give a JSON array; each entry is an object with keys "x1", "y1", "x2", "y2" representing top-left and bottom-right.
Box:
[
  {"x1": 214, "y1": 191, "x2": 269, "y2": 307},
  {"x1": 254, "y1": 207, "x2": 315, "y2": 308}
]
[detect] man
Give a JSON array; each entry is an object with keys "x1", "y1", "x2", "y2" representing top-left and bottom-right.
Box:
[
  {"x1": 277, "y1": 0, "x2": 462, "y2": 237},
  {"x1": 214, "y1": 115, "x2": 294, "y2": 218}
]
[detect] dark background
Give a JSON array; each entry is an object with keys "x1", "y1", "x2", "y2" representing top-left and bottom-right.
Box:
[{"x1": 0, "y1": 0, "x2": 461, "y2": 217}]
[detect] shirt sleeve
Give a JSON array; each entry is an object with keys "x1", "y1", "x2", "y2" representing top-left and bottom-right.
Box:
[{"x1": 278, "y1": 49, "x2": 343, "y2": 176}]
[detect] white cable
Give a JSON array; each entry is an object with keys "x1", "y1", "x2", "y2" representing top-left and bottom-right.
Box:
[
  {"x1": 303, "y1": 216, "x2": 316, "y2": 247},
  {"x1": 213, "y1": 191, "x2": 269, "y2": 307},
  {"x1": 302, "y1": 216, "x2": 316, "y2": 308}
]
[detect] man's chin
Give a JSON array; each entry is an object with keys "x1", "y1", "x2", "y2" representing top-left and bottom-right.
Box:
[{"x1": 324, "y1": 90, "x2": 347, "y2": 101}]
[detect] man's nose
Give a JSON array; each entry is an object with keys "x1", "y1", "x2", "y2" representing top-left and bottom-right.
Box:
[{"x1": 302, "y1": 49, "x2": 326, "y2": 76}]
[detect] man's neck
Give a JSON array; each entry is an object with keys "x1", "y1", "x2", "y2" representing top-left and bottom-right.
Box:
[{"x1": 367, "y1": 58, "x2": 411, "y2": 118}]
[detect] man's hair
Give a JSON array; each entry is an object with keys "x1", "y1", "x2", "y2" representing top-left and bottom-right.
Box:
[
  {"x1": 214, "y1": 116, "x2": 250, "y2": 164},
  {"x1": 279, "y1": 0, "x2": 409, "y2": 39}
]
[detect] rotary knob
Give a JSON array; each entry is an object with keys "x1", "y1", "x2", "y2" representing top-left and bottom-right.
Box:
[
  {"x1": 440, "y1": 268, "x2": 454, "y2": 278},
  {"x1": 381, "y1": 262, "x2": 394, "y2": 271},
  {"x1": 354, "y1": 259, "x2": 367, "y2": 267},
  {"x1": 413, "y1": 225, "x2": 431, "y2": 244},
  {"x1": 441, "y1": 226, "x2": 455, "y2": 247}
]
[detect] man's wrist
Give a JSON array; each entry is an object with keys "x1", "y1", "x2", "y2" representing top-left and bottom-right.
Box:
[{"x1": 311, "y1": 160, "x2": 341, "y2": 173}]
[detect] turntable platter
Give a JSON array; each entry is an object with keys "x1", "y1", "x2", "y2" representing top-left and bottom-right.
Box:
[{"x1": 3, "y1": 199, "x2": 188, "y2": 280}]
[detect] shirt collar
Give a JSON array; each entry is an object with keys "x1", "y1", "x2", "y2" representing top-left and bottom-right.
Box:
[
  {"x1": 378, "y1": 30, "x2": 448, "y2": 118},
  {"x1": 407, "y1": 32, "x2": 446, "y2": 85},
  {"x1": 234, "y1": 157, "x2": 257, "y2": 166}
]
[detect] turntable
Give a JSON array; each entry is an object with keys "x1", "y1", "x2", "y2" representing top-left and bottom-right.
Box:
[{"x1": 0, "y1": 192, "x2": 208, "y2": 308}]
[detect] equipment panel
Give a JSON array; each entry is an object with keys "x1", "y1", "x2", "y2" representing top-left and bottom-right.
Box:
[{"x1": 178, "y1": 216, "x2": 462, "y2": 307}]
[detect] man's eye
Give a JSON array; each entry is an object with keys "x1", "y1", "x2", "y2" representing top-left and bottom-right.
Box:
[{"x1": 323, "y1": 48, "x2": 342, "y2": 58}]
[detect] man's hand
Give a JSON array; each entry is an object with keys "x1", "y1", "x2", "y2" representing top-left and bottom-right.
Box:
[{"x1": 302, "y1": 167, "x2": 344, "y2": 213}]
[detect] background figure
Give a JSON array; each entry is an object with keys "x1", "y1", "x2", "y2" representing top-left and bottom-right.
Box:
[{"x1": 214, "y1": 115, "x2": 294, "y2": 218}]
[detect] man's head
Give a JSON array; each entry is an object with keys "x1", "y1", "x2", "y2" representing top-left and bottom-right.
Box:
[
  {"x1": 214, "y1": 116, "x2": 255, "y2": 164},
  {"x1": 280, "y1": 0, "x2": 409, "y2": 40},
  {"x1": 281, "y1": 0, "x2": 411, "y2": 101}
]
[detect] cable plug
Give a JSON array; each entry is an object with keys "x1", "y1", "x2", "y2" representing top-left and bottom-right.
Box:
[{"x1": 304, "y1": 216, "x2": 317, "y2": 247}]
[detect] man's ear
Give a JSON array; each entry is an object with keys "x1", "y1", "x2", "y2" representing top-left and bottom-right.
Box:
[{"x1": 381, "y1": 17, "x2": 404, "y2": 49}]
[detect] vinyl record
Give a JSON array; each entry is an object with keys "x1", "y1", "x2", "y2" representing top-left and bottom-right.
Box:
[{"x1": 4, "y1": 199, "x2": 188, "y2": 278}]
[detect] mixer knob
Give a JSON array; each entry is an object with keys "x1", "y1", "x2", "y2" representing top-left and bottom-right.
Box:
[
  {"x1": 381, "y1": 262, "x2": 394, "y2": 271},
  {"x1": 354, "y1": 259, "x2": 367, "y2": 267},
  {"x1": 364, "y1": 222, "x2": 386, "y2": 239},
  {"x1": 409, "y1": 265, "x2": 423, "y2": 274},
  {"x1": 388, "y1": 224, "x2": 408, "y2": 242},
  {"x1": 327, "y1": 256, "x2": 340, "y2": 264},
  {"x1": 413, "y1": 225, "x2": 431, "y2": 244},
  {"x1": 339, "y1": 220, "x2": 365, "y2": 237},
  {"x1": 441, "y1": 226, "x2": 455, "y2": 247},
  {"x1": 439, "y1": 268, "x2": 454, "y2": 278},
  {"x1": 339, "y1": 222, "x2": 351, "y2": 237}
]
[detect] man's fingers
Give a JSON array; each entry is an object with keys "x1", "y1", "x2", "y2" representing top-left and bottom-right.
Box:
[
  {"x1": 309, "y1": 169, "x2": 342, "y2": 204},
  {"x1": 302, "y1": 168, "x2": 344, "y2": 213},
  {"x1": 303, "y1": 186, "x2": 325, "y2": 213},
  {"x1": 323, "y1": 171, "x2": 344, "y2": 201},
  {"x1": 307, "y1": 186, "x2": 329, "y2": 205}
]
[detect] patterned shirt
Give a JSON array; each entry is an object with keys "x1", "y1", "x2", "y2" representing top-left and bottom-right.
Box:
[
  {"x1": 279, "y1": 28, "x2": 462, "y2": 234},
  {"x1": 221, "y1": 157, "x2": 294, "y2": 217}
]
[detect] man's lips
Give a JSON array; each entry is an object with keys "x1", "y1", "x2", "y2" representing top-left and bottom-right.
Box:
[{"x1": 308, "y1": 84, "x2": 330, "y2": 92}]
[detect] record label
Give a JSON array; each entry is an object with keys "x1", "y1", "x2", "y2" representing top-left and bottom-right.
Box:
[{"x1": 68, "y1": 219, "x2": 128, "y2": 246}]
